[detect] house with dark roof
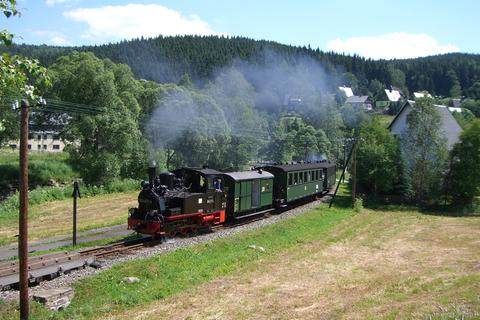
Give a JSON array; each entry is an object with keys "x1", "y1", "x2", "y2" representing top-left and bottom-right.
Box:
[
  {"x1": 345, "y1": 95, "x2": 372, "y2": 110},
  {"x1": 388, "y1": 100, "x2": 462, "y2": 149}
]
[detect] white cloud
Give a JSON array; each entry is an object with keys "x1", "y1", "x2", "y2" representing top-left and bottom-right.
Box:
[
  {"x1": 327, "y1": 32, "x2": 460, "y2": 60},
  {"x1": 63, "y1": 4, "x2": 226, "y2": 42},
  {"x1": 51, "y1": 36, "x2": 70, "y2": 45}
]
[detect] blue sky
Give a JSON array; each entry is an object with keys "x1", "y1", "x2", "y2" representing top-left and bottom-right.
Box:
[{"x1": 4, "y1": 0, "x2": 479, "y2": 59}]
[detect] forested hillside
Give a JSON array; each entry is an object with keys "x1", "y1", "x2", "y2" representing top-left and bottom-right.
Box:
[{"x1": 3, "y1": 35, "x2": 480, "y2": 98}]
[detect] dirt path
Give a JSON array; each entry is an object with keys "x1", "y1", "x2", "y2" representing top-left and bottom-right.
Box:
[{"x1": 111, "y1": 210, "x2": 480, "y2": 320}]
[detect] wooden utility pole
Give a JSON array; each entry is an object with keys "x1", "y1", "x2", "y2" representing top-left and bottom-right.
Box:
[
  {"x1": 351, "y1": 142, "x2": 357, "y2": 208},
  {"x1": 19, "y1": 99, "x2": 29, "y2": 320},
  {"x1": 329, "y1": 140, "x2": 356, "y2": 208}
]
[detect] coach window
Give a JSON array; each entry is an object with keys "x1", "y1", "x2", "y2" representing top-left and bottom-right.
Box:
[
  {"x1": 304, "y1": 172, "x2": 308, "y2": 182},
  {"x1": 294, "y1": 172, "x2": 298, "y2": 185},
  {"x1": 288, "y1": 173, "x2": 293, "y2": 186},
  {"x1": 298, "y1": 172, "x2": 303, "y2": 184}
]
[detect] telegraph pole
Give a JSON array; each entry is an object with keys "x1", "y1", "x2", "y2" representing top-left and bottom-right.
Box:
[
  {"x1": 19, "y1": 99, "x2": 29, "y2": 320},
  {"x1": 351, "y1": 142, "x2": 357, "y2": 208}
]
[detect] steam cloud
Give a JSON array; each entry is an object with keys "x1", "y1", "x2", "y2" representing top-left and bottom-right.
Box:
[{"x1": 147, "y1": 48, "x2": 340, "y2": 161}]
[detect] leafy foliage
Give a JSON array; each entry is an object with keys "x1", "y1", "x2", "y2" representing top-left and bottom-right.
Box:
[
  {"x1": 448, "y1": 120, "x2": 480, "y2": 204},
  {"x1": 47, "y1": 52, "x2": 157, "y2": 184},
  {"x1": 0, "y1": 0, "x2": 50, "y2": 146},
  {"x1": 400, "y1": 98, "x2": 448, "y2": 203},
  {"x1": 356, "y1": 119, "x2": 399, "y2": 196}
]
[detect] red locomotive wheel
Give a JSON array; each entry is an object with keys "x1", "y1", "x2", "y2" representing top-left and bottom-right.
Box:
[
  {"x1": 168, "y1": 230, "x2": 177, "y2": 238},
  {"x1": 180, "y1": 228, "x2": 189, "y2": 236}
]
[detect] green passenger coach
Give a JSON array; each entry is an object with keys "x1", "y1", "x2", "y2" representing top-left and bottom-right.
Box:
[
  {"x1": 223, "y1": 170, "x2": 275, "y2": 221},
  {"x1": 262, "y1": 162, "x2": 336, "y2": 207}
]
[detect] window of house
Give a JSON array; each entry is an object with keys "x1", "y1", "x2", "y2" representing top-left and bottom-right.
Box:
[
  {"x1": 37, "y1": 135, "x2": 41, "y2": 140},
  {"x1": 53, "y1": 145, "x2": 60, "y2": 150},
  {"x1": 43, "y1": 134, "x2": 48, "y2": 140},
  {"x1": 28, "y1": 145, "x2": 31, "y2": 150},
  {"x1": 37, "y1": 145, "x2": 41, "y2": 150},
  {"x1": 43, "y1": 145, "x2": 47, "y2": 150},
  {"x1": 53, "y1": 134, "x2": 60, "y2": 140}
]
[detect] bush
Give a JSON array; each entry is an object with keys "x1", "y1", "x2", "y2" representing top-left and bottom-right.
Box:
[
  {"x1": 354, "y1": 197, "x2": 364, "y2": 213},
  {"x1": 0, "y1": 150, "x2": 77, "y2": 185}
]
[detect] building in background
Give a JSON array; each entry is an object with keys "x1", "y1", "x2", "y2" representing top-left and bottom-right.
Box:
[
  {"x1": 345, "y1": 95, "x2": 373, "y2": 110},
  {"x1": 388, "y1": 100, "x2": 462, "y2": 149},
  {"x1": 338, "y1": 86, "x2": 354, "y2": 98},
  {"x1": 8, "y1": 130, "x2": 65, "y2": 152}
]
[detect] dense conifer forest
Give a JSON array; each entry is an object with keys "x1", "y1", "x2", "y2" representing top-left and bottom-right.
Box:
[{"x1": 3, "y1": 35, "x2": 480, "y2": 98}]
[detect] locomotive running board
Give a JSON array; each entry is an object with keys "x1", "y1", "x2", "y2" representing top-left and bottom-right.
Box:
[{"x1": 234, "y1": 208, "x2": 275, "y2": 220}]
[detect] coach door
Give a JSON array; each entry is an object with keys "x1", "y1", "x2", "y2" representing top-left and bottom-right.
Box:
[{"x1": 251, "y1": 180, "x2": 260, "y2": 208}]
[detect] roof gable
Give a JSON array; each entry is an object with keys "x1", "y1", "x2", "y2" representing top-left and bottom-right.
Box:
[{"x1": 388, "y1": 100, "x2": 462, "y2": 149}]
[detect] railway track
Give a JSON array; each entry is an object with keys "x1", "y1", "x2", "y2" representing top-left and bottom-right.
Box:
[
  {"x1": 0, "y1": 236, "x2": 160, "y2": 290},
  {"x1": 0, "y1": 192, "x2": 333, "y2": 291}
]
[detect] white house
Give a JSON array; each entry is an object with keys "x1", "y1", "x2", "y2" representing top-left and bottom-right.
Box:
[
  {"x1": 413, "y1": 91, "x2": 433, "y2": 99},
  {"x1": 388, "y1": 101, "x2": 462, "y2": 149},
  {"x1": 8, "y1": 131, "x2": 66, "y2": 152},
  {"x1": 384, "y1": 88, "x2": 402, "y2": 102},
  {"x1": 338, "y1": 86, "x2": 354, "y2": 97}
]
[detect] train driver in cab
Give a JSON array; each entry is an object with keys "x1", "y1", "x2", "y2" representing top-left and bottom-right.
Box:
[{"x1": 214, "y1": 177, "x2": 223, "y2": 191}]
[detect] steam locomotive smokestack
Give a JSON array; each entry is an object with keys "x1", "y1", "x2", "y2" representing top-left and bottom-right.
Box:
[{"x1": 148, "y1": 160, "x2": 156, "y2": 188}]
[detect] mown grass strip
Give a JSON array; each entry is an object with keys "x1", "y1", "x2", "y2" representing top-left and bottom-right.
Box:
[
  {"x1": 0, "y1": 179, "x2": 140, "y2": 227},
  {"x1": 0, "y1": 202, "x2": 352, "y2": 320}
]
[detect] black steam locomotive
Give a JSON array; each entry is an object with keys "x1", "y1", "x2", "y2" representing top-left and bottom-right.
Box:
[{"x1": 128, "y1": 161, "x2": 336, "y2": 237}]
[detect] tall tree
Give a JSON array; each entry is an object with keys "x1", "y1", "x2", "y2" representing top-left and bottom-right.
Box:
[
  {"x1": 0, "y1": 0, "x2": 49, "y2": 146},
  {"x1": 400, "y1": 98, "x2": 448, "y2": 203},
  {"x1": 357, "y1": 119, "x2": 399, "y2": 196},
  {"x1": 448, "y1": 120, "x2": 480, "y2": 205},
  {"x1": 48, "y1": 52, "x2": 152, "y2": 184}
]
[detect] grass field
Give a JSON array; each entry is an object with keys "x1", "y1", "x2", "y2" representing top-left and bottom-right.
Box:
[
  {"x1": 0, "y1": 190, "x2": 138, "y2": 246},
  {"x1": 1, "y1": 190, "x2": 478, "y2": 319}
]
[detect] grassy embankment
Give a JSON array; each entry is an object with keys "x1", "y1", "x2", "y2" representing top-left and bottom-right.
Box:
[
  {"x1": 1, "y1": 188, "x2": 478, "y2": 319},
  {"x1": 0, "y1": 149, "x2": 76, "y2": 186},
  {"x1": 0, "y1": 149, "x2": 141, "y2": 245}
]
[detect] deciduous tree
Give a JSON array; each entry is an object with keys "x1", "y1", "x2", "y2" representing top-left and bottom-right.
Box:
[
  {"x1": 448, "y1": 120, "x2": 480, "y2": 205},
  {"x1": 400, "y1": 98, "x2": 448, "y2": 203}
]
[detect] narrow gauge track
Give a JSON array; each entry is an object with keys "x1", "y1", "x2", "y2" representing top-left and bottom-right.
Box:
[
  {"x1": 0, "y1": 237, "x2": 160, "y2": 290},
  {"x1": 0, "y1": 192, "x2": 332, "y2": 291}
]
